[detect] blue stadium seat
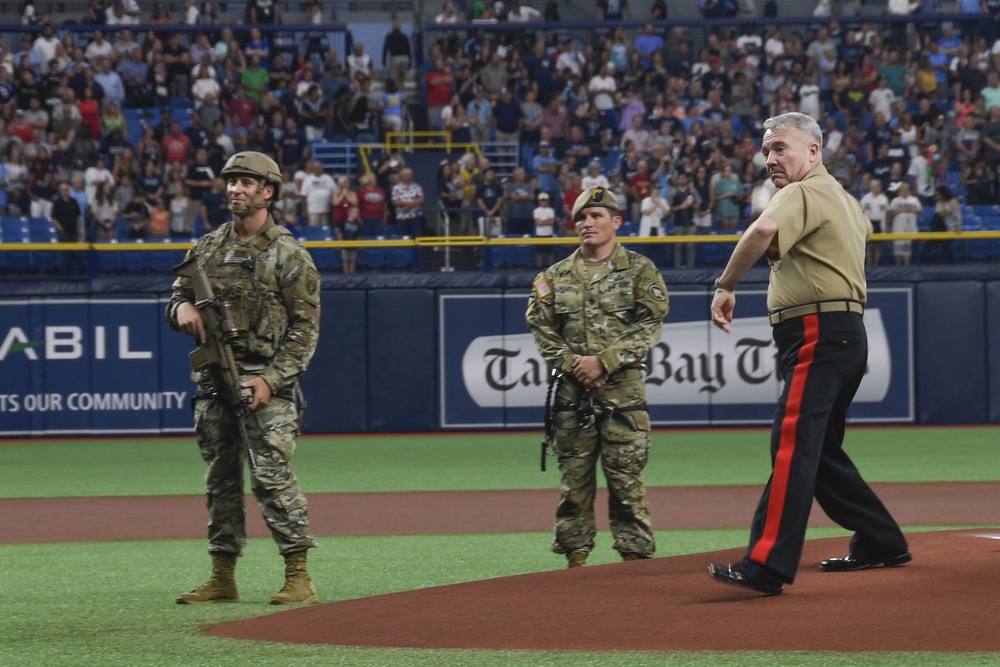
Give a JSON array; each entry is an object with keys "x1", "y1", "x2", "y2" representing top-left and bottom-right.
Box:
[
  {"x1": 387, "y1": 247, "x2": 415, "y2": 271},
  {"x1": 520, "y1": 145, "x2": 535, "y2": 171},
  {"x1": 603, "y1": 148, "x2": 621, "y2": 174},
  {"x1": 358, "y1": 236, "x2": 387, "y2": 271},
  {"x1": 115, "y1": 216, "x2": 131, "y2": 241},
  {"x1": 2, "y1": 217, "x2": 32, "y2": 272},
  {"x1": 28, "y1": 217, "x2": 60, "y2": 273},
  {"x1": 508, "y1": 242, "x2": 535, "y2": 268},
  {"x1": 917, "y1": 207, "x2": 935, "y2": 232},
  {"x1": 487, "y1": 242, "x2": 508, "y2": 269},
  {"x1": 967, "y1": 216, "x2": 999, "y2": 261},
  {"x1": 120, "y1": 240, "x2": 148, "y2": 273},
  {"x1": 123, "y1": 109, "x2": 144, "y2": 146},
  {"x1": 730, "y1": 114, "x2": 744, "y2": 138},
  {"x1": 145, "y1": 239, "x2": 186, "y2": 273},
  {"x1": 301, "y1": 225, "x2": 338, "y2": 271},
  {"x1": 696, "y1": 240, "x2": 718, "y2": 266},
  {"x1": 191, "y1": 216, "x2": 208, "y2": 238},
  {"x1": 93, "y1": 240, "x2": 122, "y2": 273},
  {"x1": 2, "y1": 216, "x2": 29, "y2": 240}
]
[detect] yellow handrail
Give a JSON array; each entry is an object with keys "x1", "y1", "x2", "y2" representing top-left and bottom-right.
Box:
[{"x1": 1, "y1": 231, "x2": 997, "y2": 253}]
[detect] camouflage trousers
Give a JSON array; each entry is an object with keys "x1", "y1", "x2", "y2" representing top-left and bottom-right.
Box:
[
  {"x1": 194, "y1": 396, "x2": 316, "y2": 557},
  {"x1": 549, "y1": 370, "x2": 654, "y2": 558}
]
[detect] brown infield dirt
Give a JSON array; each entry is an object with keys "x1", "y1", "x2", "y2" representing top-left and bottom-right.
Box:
[{"x1": 6, "y1": 483, "x2": 1000, "y2": 652}]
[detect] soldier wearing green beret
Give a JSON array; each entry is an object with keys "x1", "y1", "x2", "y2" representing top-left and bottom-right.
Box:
[
  {"x1": 167, "y1": 151, "x2": 322, "y2": 605},
  {"x1": 526, "y1": 185, "x2": 669, "y2": 568}
]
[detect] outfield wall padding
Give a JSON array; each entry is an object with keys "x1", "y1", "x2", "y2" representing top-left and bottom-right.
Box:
[
  {"x1": 914, "y1": 281, "x2": 988, "y2": 425},
  {"x1": 1, "y1": 266, "x2": 998, "y2": 435}
]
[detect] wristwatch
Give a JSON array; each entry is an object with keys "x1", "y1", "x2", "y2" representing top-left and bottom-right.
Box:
[{"x1": 714, "y1": 277, "x2": 735, "y2": 293}]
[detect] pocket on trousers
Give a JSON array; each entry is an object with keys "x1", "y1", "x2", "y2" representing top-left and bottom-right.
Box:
[
  {"x1": 823, "y1": 331, "x2": 862, "y2": 348},
  {"x1": 602, "y1": 409, "x2": 650, "y2": 444}
]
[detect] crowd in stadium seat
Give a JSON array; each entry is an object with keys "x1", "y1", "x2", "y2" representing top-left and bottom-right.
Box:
[
  {"x1": 1, "y1": 0, "x2": 1000, "y2": 274},
  {"x1": 419, "y1": 1, "x2": 1000, "y2": 268}
]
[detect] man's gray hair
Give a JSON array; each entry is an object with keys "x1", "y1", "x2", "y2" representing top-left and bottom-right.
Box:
[{"x1": 763, "y1": 112, "x2": 823, "y2": 146}]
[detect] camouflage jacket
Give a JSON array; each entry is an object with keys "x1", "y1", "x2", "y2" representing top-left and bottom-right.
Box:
[
  {"x1": 166, "y1": 216, "x2": 321, "y2": 393},
  {"x1": 525, "y1": 243, "x2": 668, "y2": 376}
]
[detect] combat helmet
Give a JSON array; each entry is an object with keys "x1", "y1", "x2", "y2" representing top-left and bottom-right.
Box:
[{"x1": 221, "y1": 151, "x2": 282, "y2": 210}]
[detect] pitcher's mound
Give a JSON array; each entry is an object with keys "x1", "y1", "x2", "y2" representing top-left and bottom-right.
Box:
[{"x1": 208, "y1": 530, "x2": 1000, "y2": 652}]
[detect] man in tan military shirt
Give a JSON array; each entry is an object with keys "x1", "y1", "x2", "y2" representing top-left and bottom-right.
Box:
[
  {"x1": 706, "y1": 113, "x2": 909, "y2": 596},
  {"x1": 525, "y1": 186, "x2": 668, "y2": 568}
]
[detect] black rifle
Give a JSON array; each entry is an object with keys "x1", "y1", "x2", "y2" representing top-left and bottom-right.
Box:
[{"x1": 173, "y1": 255, "x2": 258, "y2": 470}]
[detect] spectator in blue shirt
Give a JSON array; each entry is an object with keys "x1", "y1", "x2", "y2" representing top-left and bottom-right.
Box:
[
  {"x1": 531, "y1": 141, "x2": 558, "y2": 197},
  {"x1": 14, "y1": 35, "x2": 44, "y2": 75},
  {"x1": 923, "y1": 40, "x2": 950, "y2": 89},
  {"x1": 475, "y1": 167, "x2": 503, "y2": 236},
  {"x1": 93, "y1": 57, "x2": 126, "y2": 108},
  {"x1": 466, "y1": 86, "x2": 493, "y2": 143},
  {"x1": 937, "y1": 23, "x2": 963, "y2": 58},
  {"x1": 277, "y1": 116, "x2": 309, "y2": 173},
  {"x1": 596, "y1": 0, "x2": 632, "y2": 20},
  {"x1": 493, "y1": 87, "x2": 521, "y2": 144},
  {"x1": 633, "y1": 23, "x2": 664, "y2": 71},
  {"x1": 524, "y1": 40, "x2": 554, "y2": 104}
]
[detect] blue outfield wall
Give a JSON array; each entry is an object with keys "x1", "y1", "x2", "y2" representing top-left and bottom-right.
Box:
[{"x1": 1, "y1": 265, "x2": 999, "y2": 435}]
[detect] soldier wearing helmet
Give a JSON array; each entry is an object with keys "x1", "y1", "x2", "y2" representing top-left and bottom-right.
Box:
[
  {"x1": 167, "y1": 150, "x2": 323, "y2": 606},
  {"x1": 220, "y1": 150, "x2": 284, "y2": 216}
]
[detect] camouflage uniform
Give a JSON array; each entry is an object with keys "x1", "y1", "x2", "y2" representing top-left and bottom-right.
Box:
[
  {"x1": 526, "y1": 242, "x2": 668, "y2": 559},
  {"x1": 167, "y1": 215, "x2": 321, "y2": 557}
]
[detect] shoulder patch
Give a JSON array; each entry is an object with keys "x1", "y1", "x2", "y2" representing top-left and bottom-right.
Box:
[
  {"x1": 304, "y1": 267, "x2": 320, "y2": 297},
  {"x1": 533, "y1": 276, "x2": 552, "y2": 299},
  {"x1": 648, "y1": 282, "x2": 667, "y2": 302}
]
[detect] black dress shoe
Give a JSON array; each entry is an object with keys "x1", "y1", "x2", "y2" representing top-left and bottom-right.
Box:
[
  {"x1": 708, "y1": 560, "x2": 784, "y2": 596},
  {"x1": 819, "y1": 551, "x2": 912, "y2": 572}
]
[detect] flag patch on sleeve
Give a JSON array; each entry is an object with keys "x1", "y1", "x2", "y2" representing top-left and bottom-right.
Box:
[{"x1": 533, "y1": 276, "x2": 552, "y2": 298}]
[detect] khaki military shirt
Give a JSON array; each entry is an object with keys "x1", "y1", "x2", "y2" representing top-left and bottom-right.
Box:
[
  {"x1": 525, "y1": 243, "x2": 668, "y2": 375},
  {"x1": 762, "y1": 163, "x2": 871, "y2": 313},
  {"x1": 166, "y1": 216, "x2": 321, "y2": 392}
]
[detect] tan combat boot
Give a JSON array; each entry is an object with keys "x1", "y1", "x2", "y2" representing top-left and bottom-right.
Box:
[
  {"x1": 270, "y1": 551, "x2": 319, "y2": 605},
  {"x1": 176, "y1": 552, "x2": 239, "y2": 604},
  {"x1": 566, "y1": 550, "x2": 588, "y2": 569}
]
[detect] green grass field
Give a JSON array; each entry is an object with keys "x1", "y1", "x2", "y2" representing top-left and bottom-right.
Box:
[{"x1": 1, "y1": 427, "x2": 998, "y2": 667}]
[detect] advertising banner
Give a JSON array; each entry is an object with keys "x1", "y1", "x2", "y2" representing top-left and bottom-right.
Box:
[
  {"x1": 440, "y1": 288, "x2": 914, "y2": 429},
  {"x1": 0, "y1": 297, "x2": 193, "y2": 435},
  {"x1": 0, "y1": 287, "x2": 918, "y2": 435}
]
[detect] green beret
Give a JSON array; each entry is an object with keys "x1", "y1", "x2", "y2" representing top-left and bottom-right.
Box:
[{"x1": 572, "y1": 186, "x2": 620, "y2": 221}]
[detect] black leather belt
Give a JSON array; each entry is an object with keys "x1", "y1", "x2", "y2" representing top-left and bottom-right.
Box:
[{"x1": 768, "y1": 300, "x2": 863, "y2": 326}]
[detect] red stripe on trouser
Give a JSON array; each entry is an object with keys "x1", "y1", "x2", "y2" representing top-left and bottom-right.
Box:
[{"x1": 750, "y1": 314, "x2": 820, "y2": 565}]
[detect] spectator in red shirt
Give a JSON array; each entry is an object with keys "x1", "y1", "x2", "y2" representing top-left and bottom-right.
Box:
[
  {"x1": 226, "y1": 85, "x2": 257, "y2": 131},
  {"x1": 357, "y1": 172, "x2": 388, "y2": 237},
  {"x1": 539, "y1": 97, "x2": 568, "y2": 156},
  {"x1": 626, "y1": 160, "x2": 653, "y2": 222},
  {"x1": 424, "y1": 57, "x2": 454, "y2": 131},
  {"x1": 162, "y1": 121, "x2": 192, "y2": 169},
  {"x1": 9, "y1": 110, "x2": 35, "y2": 145},
  {"x1": 561, "y1": 171, "x2": 582, "y2": 236}
]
